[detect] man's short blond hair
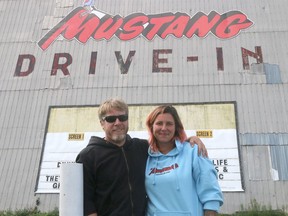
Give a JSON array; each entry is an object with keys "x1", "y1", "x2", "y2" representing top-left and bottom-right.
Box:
[{"x1": 98, "y1": 98, "x2": 129, "y2": 120}]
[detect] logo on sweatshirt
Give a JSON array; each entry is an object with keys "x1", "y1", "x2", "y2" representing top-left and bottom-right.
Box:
[
  {"x1": 38, "y1": 2, "x2": 253, "y2": 50},
  {"x1": 149, "y1": 163, "x2": 179, "y2": 175}
]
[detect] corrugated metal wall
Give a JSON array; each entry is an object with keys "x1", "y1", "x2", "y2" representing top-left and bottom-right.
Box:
[{"x1": 0, "y1": 0, "x2": 288, "y2": 213}]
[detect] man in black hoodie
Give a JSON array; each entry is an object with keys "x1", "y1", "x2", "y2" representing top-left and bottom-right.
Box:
[{"x1": 76, "y1": 98, "x2": 207, "y2": 216}]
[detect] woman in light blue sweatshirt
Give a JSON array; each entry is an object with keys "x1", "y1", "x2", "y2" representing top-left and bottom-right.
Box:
[{"x1": 145, "y1": 105, "x2": 223, "y2": 216}]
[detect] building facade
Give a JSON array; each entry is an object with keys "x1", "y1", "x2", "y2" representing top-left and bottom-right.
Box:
[{"x1": 0, "y1": 0, "x2": 287, "y2": 213}]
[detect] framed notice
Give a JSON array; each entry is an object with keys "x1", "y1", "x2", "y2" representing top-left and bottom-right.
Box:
[{"x1": 35, "y1": 102, "x2": 243, "y2": 193}]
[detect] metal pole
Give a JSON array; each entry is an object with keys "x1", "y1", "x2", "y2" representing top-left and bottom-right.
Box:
[{"x1": 60, "y1": 163, "x2": 83, "y2": 216}]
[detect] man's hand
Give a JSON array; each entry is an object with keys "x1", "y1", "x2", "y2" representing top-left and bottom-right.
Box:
[
  {"x1": 204, "y1": 210, "x2": 217, "y2": 216},
  {"x1": 187, "y1": 136, "x2": 208, "y2": 157},
  {"x1": 88, "y1": 213, "x2": 97, "y2": 216}
]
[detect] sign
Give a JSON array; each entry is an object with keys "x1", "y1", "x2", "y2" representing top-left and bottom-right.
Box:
[
  {"x1": 38, "y1": 7, "x2": 253, "y2": 51},
  {"x1": 36, "y1": 103, "x2": 243, "y2": 193},
  {"x1": 68, "y1": 133, "x2": 85, "y2": 141},
  {"x1": 196, "y1": 130, "x2": 213, "y2": 138}
]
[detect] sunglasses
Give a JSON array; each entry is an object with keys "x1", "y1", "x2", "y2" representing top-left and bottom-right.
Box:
[{"x1": 102, "y1": 115, "x2": 128, "y2": 123}]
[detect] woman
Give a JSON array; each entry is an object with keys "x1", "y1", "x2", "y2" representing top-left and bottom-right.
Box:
[{"x1": 145, "y1": 105, "x2": 223, "y2": 216}]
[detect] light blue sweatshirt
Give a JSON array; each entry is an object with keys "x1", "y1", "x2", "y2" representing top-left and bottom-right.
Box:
[{"x1": 145, "y1": 140, "x2": 223, "y2": 216}]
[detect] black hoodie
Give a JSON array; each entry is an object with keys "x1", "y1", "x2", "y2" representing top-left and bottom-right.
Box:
[{"x1": 76, "y1": 135, "x2": 148, "y2": 216}]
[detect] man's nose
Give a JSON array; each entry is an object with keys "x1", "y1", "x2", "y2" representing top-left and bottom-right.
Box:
[{"x1": 114, "y1": 118, "x2": 121, "y2": 124}]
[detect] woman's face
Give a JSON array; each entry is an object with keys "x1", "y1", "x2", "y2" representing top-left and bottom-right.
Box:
[{"x1": 152, "y1": 113, "x2": 176, "y2": 145}]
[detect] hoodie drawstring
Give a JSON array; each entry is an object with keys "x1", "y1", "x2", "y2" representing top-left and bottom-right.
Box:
[
  {"x1": 152, "y1": 157, "x2": 158, "y2": 186},
  {"x1": 151, "y1": 156, "x2": 180, "y2": 191},
  {"x1": 174, "y1": 155, "x2": 180, "y2": 191}
]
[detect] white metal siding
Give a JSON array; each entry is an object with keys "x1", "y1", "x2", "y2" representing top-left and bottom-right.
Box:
[{"x1": 0, "y1": 0, "x2": 288, "y2": 213}]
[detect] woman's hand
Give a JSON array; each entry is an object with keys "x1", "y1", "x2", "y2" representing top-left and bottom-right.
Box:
[{"x1": 204, "y1": 210, "x2": 217, "y2": 216}]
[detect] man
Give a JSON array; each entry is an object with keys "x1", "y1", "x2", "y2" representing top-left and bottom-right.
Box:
[{"x1": 76, "y1": 98, "x2": 207, "y2": 216}]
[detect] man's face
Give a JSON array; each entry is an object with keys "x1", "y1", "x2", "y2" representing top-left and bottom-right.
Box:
[{"x1": 100, "y1": 109, "x2": 129, "y2": 146}]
